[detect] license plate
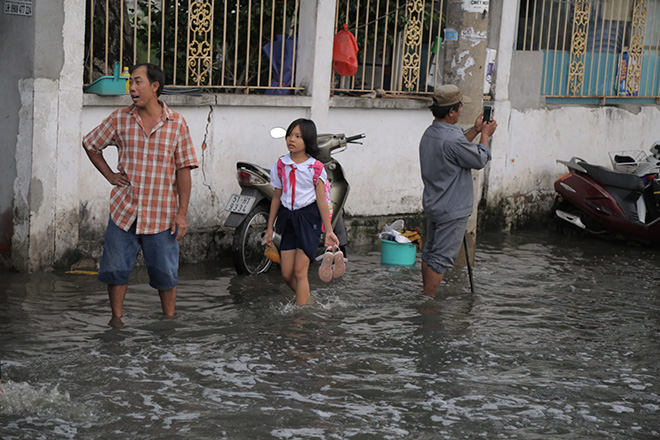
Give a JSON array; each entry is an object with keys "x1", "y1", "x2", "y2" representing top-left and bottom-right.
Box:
[{"x1": 225, "y1": 194, "x2": 256, "y2": 214}]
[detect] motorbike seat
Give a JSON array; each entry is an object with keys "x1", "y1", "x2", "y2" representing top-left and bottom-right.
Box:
[
  {"x1": 579, "y1": 161, "x2": 644, "y2": 193},
  {"x1": 237, "y1": 161, "x2": 270, "y2": 177}
]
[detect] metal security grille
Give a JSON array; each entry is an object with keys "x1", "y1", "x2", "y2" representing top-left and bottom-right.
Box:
[
  {"x1": 517, "y1": 0, "x2": 660, "y2": 99},
  {"x1": 332, "y1": 0, "x2": 445, "y2": 95},
  {"x1": 84, "y1": 0, "x2": 302, "y2": 93}
]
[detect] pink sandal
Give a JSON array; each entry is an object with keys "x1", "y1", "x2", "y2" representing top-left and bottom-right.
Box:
[
  {"x1": 318, "y1": 247, "x2": 334, "y2": 282},
  {"x1": 332, "y1": 249, "x2": 346, "y2": 278}
]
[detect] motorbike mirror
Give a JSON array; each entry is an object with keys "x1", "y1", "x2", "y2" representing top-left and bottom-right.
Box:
[{"x1": 270, "y1": 127, "x2": 286, "y2": 139}]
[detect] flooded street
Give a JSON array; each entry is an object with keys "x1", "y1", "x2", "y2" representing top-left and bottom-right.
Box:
[{"x1": 1, "y1": 229, "x2": 659, "y2": 439}]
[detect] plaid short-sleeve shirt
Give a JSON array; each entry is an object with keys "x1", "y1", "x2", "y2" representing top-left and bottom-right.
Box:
[{"x1": 83, "y1": 102, "x2": 199, "y2": 235}]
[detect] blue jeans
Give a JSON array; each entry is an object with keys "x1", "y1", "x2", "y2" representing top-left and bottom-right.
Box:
[{"x1": 97, "y1": 217, "x2": 179, "y2": 290}]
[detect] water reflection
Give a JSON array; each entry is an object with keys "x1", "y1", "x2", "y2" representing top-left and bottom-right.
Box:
[{"x1": 1, "y1": 230, "x2": 659, "y2": 438}]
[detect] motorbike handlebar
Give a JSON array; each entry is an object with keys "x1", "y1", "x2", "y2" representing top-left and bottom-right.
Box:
[{"x1": 345, "y1": 134, "x2": 366, "y2": 143}]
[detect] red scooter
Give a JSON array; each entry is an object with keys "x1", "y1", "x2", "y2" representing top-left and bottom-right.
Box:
[{"x1": 552, "y1": 144, "x2": 660, "y2": 244}]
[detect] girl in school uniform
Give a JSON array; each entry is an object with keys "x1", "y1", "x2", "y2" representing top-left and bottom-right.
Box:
[{"x1": 265, "y1": 118, "x2": 342, "y2": 305}]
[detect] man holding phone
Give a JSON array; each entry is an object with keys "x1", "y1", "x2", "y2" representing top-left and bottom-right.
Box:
[
  {"x1": 418, "y1": 84, "x2": 497, "y2": 298},
  {"x1": 483, "y1": 105, "x2": 493, "y2": 123}
]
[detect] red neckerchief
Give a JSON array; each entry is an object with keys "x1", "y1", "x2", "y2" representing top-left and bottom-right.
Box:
[{"x1": 288, "y1": 164, "x2": 297, "y2": 210}]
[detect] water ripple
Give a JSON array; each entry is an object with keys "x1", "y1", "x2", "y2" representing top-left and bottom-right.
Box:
[{"x1": 1, "y1": 230, "x2": 660, "y2": 438}]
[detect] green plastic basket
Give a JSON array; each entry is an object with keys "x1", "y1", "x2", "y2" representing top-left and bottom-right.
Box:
[
  {"x1": 83, "y1": 61, "x2": 128, "y2": 96},
  {"x1": 380, "y1": 238, "x2": 417, "y2": 267}
]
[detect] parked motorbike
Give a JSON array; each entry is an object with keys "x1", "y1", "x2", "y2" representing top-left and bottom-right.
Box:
[
  {"x1": 552, "y1": 142, "x2": 660, "y2": 244},
  {"x1": 224, "y1": 128, "x2": 365, "y2": 274}
]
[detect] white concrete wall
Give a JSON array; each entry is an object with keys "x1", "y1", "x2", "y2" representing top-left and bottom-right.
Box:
[
  {"x1": 492, "y1": 106, "x2": 660, "y2": 194},
  {"x1": 487, "y1": 105, "x2": 660, "y2": 227},
  {"x1": 80, "y1": 96, "x2": 432, "y2": 238},
  {"x1": 80, "y1": 91, "x2": 660, "y2": 241},
  {"x1": 327, "y1": 106, "x2": 430, "y2": 216}
]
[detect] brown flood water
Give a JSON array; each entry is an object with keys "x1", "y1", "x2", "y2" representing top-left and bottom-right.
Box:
[{"x1": 1, "y1": 229, "x2": 659, "y2": 439}]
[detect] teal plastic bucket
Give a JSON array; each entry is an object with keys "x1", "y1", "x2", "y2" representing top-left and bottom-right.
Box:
[
  {"x1": 83, "y1": 61, "x2": 128, "y2": 96},
  {"x1": 380, "y1": 238, "x2": 417, "y2": 266}
]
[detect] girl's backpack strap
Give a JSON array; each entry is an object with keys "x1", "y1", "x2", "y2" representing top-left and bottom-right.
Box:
[
  {"x1": 311, "y1": 160, "x2": 325, "y2": 186},
  {"x1": 311, "y1": 160, "x2": 333, "y2": 230},
  {"x1": 277, "y1": 158, "x2": 287, "y2": 191}
]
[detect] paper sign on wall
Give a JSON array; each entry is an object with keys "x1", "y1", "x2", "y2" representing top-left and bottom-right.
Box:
[
  {"x1": 444, "y1": 29, "x2": 458, "y2": 42},
  {"x1": 463, "y1": 0, "x2": 489, "y2": 14},
  {"x1": 4, "y1": 0, "x2": 32, "y2": 16}
]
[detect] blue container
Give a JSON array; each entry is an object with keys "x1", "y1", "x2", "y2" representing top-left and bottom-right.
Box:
[
  {"x1": 83, "y1": 62, "x2": 128, "y2": 96},
  {"x1": 380, "y1": 238, "x2": 417, "y2": 266}
]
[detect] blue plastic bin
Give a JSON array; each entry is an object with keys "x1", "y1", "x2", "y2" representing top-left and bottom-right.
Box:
[{"x1": 380, "y1": 238, "x2": 417, "y2": 266}]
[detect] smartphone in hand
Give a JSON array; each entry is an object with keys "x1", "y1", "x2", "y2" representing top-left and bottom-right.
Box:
[{"x1": 483, "y1": 105, "x2": 493, "y2": 123}]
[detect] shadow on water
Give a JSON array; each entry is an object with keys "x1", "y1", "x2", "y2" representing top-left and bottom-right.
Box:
[{"x1": 1, "y1": 229, "x2": 660, "y2": 439}]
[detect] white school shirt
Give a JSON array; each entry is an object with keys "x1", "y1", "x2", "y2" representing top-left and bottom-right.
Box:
[{"x1": 270, "y1": 154, "x2": 328, "y2": 210}]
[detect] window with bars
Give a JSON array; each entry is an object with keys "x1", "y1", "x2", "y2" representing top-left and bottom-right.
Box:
[
  {"x1": 85, "y1": 0, "x2": 303, "y2": 94},
  {"x1": 517, "y1": 0, "x2": 660, "y2": 100},
  {"x1": 84, "y1": 0, "x2": 444, "y2": 96},
  {"x1": 331, "y1": 0, "x2": 445, "y2": 96}
]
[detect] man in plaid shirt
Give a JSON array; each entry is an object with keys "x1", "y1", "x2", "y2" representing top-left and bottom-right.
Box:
[{"x1": 83, "y1": 63, "x2": 198, "y2": 326}]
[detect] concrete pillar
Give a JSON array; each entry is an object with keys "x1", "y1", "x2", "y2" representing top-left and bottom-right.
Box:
[
  {"x1": 55, "y1": 1, "x2": 86, "y2": 266},
  {"x1": 10, "y1": 0, "x2": 85, "y2": 272},
  {"x1": 295, "y1": 0, "x2": 336, "y2": 130},
  {"x1": 443, "y1": 1, "x2": 490, "y2": 118},
  {"x1": 0, "y1": 0, "x2": 35, "y2": 266},
  {"x1": 442, "y1": 0, "x2": 490, "y2": 267},
  {"x1": 489, "y1": 0, "x2": 517, "y2": 169}
]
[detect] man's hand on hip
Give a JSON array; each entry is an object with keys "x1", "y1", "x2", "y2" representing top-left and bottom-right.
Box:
[{"x1": 106, "y1": 167, "x2": 131, "y2": 187}]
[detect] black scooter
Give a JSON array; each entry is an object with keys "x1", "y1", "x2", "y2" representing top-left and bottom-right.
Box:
[{"x1": 224, "y1": 128, "x2": 365, "y2": 274}]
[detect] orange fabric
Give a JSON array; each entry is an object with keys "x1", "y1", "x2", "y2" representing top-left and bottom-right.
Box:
[{"x1": 332, "y1": 24, "x2": 358, "y2": 77}]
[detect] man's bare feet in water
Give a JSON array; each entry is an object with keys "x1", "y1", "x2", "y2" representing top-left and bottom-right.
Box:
[{"x1": 109, "y1": 315, "x2": 124, "y2": 328}]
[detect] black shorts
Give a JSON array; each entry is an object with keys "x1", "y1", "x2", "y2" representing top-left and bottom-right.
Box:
[{"x1": 277, "y1": 203, "x2": 323, "y2": 262}]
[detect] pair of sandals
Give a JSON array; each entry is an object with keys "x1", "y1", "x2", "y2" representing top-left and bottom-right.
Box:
[{"x1": 318, "y1": 246, "x2": 346, "y2": 282}]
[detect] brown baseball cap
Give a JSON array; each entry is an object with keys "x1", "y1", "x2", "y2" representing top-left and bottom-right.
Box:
[{"x1": 432, "y1": 84, "x2": 471, "y2": 106}]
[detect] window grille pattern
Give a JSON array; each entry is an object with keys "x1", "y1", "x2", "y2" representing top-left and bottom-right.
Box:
[
  {"x1": 331, "y1": 0, "x2": 445, "y2": 96},
  {"x1": 517, "y1": 0, "x2": 660, "y2": 99},
  {"x1": 84, "y1": 0, "x2": 302, "y2": 93}
]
